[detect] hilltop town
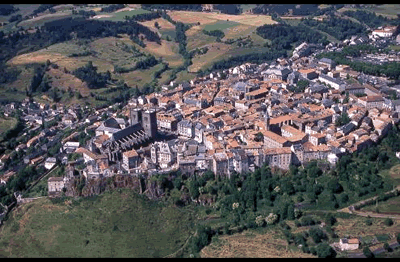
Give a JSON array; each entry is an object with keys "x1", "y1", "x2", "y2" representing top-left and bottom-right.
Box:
[{"x1": 1, "y1": 23, "x2": 399, "y2": 199}]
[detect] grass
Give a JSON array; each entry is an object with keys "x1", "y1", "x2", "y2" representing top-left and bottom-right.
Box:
[
  {"x1": 0, "y1": 189, "x2": 197, "y2": 258},
  {"x1": 95, "y1": 8, "x2": 151, "y2": 22},
  {"x1": 0, "y1": 116, "x2": 17, "y2": 136},
  {"x1": 366, "y1": 4, "x2": 400, "y2": 19},
  {"x1": 361, "y1": 195, "x2": 400, "y2": 214},
  {"x1": 388, "y1": 164, "x2": 400, "y2": 186},
  {"x1": 202, "y1": 20, "x2": 241, "y2": 31}
]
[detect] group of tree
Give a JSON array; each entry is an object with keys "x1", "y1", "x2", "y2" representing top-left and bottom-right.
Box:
[
  {"x1": 100, "y1": 4, "x2": 125, "y2": 13},
  {"x1": 300, "y1": 15, "x2": 368, "y2": 41},
  {"x1": 124, "y1": 10, "x2": 163, "y2": 22},
  {"x1": 317, "y1": 45, "x2": 400, "y2": 80},
  {"x1": 31, "y1": 4, "x2": 58, "y2": 17},
  {"x1": 213, "y1": 4, "x2": 242, "y2": 15},
  {"x1": 0, "y1": 16, "x2": 161, "y2": 70},
  {"x1": 342, "y1": 9, "x2": 399, "y2": 29},
  {"x1": 141, "y1": 4, "x2": 202, "y2": 12},
  {"x1": 72, "y1": 61, "x2": 112, "y2": 89},
  {"x1": 251, "y1": 4, "x2": 343, "y2": 16},
  {"x1": 0, "y1": 4, "x2": 19, "y2": 16},
  {"x1": 202, "y1": 29, "x2": 225, "y2": 40},
  {"x1": 198, "y1": 50, "x2": 287, "y2": 76},
  {"x1": 256, "y1": 23, "x2": 329, "y2": 51}
]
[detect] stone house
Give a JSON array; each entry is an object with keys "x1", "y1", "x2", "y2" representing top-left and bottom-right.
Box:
[{"x1": 339, "y1": 238, "x2": 359, "y2": 251}]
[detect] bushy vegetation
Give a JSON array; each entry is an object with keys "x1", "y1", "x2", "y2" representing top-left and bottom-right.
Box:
[
  {"x1": 343, "y1": 9, "x2": 399, "y2": 28},
  {"x1": 141, "y1": 4, "x2": 203, "y2": 12},
  {"x1": 300, "y1": 16, "x2": 368, "y2": 41},
  {"x1": 202, "y1": 29, "x2": 225, "y2": 40},
  {"x1": 72, "y1": 61, "x2": 112, "y2": 89},
  {"x1": 317, "y1": 45, "x2": 400, "y2": 79},
  {"x1": 124, "y1": 10, "x2": 163, "y2": 22},
  {"x1": 0, "y1": 4, "x2": 19, "y2": 16},
  {"x1": 100, "y1": 4, "x2": 125, "y2": 13},
  {"x1": 256, "y1": 23, "x2": 328, "y2": 50}
]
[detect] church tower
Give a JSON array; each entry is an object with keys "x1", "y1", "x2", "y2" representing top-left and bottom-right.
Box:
[
  {"x1": 142, "y1": 109, "x2": 157, "y2": 139},
  {"x1": 130, "y1": 108, "x2": 142, "y2": 126}
]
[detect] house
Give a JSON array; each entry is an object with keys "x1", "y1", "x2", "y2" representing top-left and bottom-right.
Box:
[
  {"x1": 358, "y1": 95, "x2": 384, "y2": 110},
  {"x1": 339, "y1": 238, "x2": 359, "y2": 251},
  {"x1": 44, "y1": 157, "x2": 57, "y2": 170},
  {"x1": 177, "y1": 119, "x2": 194, "y2": 138},
  {"x1": 318, "y1": 74, "x2": 343, "y2": 90},
  {"x1": 63, "y1": 141, "x2": 80, "y2": 154},
  {"x1": 262, "y1": 147, "x2": 292, "y2": 170},
  {"x1": 298, "y1": 68, "x2": 318, "y2": 80},
  {"x1": 151, "y1": 140, "x2": 178, "y2": 169},
  {"x1": 212, "y1": 152, "x2": 229, "y2": 178},
  {"x1": 122, "y1": 149, "x2": 140, "y2": 171},
  {"x1": 262, "y1": 67, "x2": 291, "y2": 81},
  {"x1": 345, "y1": 83, "x2": 365, "y2": 95},
  {"x1": 263, "y1": 130, "x2": 292, "y2": 149},
  {"x1": 371, "y1": 25, "x2": 397, "y2": 38},
  {"x1": 48, "y1": 177, "x2": 65, "y2": 196},
  {"x1": 319, "y1": 57, "x2": 336, "y2": 70},
  {"x1": 62, "y1": 113, "x2": 75, "y2": 125}
]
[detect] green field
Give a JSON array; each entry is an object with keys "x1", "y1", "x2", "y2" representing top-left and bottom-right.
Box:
[
  {"x1": 0, "y1": 189, "x2": 197, "y2": 258},
  {"x1": 96, "y1": 8, "x2": 151, "y2": 22},
  {"x1": 202, "y1": 20, "x2": 241, "y2": 32}
]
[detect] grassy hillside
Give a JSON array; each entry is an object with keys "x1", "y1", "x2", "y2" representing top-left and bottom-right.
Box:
[{"x1": 0, "y1": 189, "x2": 197, "y2": 258}]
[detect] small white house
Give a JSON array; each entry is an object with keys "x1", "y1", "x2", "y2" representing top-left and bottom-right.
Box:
[
  {"x1": 339, "y1": 238, "x2": 359, "y2": 251},
  {"x1": 45, "y1": 157, "x2": 57, "y2": 170}
]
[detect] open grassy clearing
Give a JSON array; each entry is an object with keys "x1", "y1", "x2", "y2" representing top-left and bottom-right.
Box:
[
  {"x1": 140, "y1": 17, "x2": 176, "y2": 32},
  {"x1": 0, "y1": 189, "x2": 197, "y2": 258},
  {"x1": 388, "y1": 163, "x2": 400, "y2": 186},
  {"x1": 17, "y1": 11, "x2": 74, "y2": 29},
  {"x1": 0, "y1": 4, "x2": 41, "y2": 23},
  {"x1": 366, "y1": 4, "x2": 400, "y2": 19},
  {"x1": 200, "y1": 227, "x2": 315, "y2": 258}
]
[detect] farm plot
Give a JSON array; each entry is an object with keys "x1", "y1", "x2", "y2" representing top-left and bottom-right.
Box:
[{"x1": 200, "y1": 228, "x2": 315, "y2": 258}]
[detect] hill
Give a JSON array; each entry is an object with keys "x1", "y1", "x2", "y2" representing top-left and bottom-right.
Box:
[{"x1": 0, "y1": 189, "x2": 197, "y2": 257}]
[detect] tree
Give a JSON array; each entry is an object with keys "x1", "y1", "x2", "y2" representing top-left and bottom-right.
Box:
[
  {"x1": 309, "y1": 227, "x2": 327, "y2": 244},
  {"x1": 384, "y1": 218, "x2": 394, "y2": 226},
  {"x1": 363, "y1": 246, "x2": 374, "y2": 258},
  {"x1": 316, "y1": 243, "x2": 337, "y2": 258},
  {"x1": 383, "y1": 242, "x2": 392, "y2": 252}
]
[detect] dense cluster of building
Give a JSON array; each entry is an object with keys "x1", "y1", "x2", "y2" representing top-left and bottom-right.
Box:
[
  {"x1": 1, "y1": 23, "x2": 399, "y2": 197},
  {"x1": 73, "y1": 36, "x2": 400, "y2": 181}
]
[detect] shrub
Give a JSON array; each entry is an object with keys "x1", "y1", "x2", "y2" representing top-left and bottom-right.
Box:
[
  {"x1": 365, "y1": 218, "x2": 373, "y2": 226},
  {"x1": 363, "y1": 246, "x2": 374, "y2": 258},
  {"x1": 384, "y1": 218, "x2": 394, "y2": 227}
]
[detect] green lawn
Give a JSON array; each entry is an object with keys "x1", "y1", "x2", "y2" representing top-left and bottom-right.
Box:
[{"x1": 0, "y1": 189, "x2": 197, "y2": 258}]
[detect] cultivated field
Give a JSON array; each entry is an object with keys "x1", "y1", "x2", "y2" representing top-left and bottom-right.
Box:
[
  {"x1": 200, "y1": 228, "x2": 315, "y2": 258},
  {"x1": 167, "y1": 11, "x2": 276, "y2": 27}
]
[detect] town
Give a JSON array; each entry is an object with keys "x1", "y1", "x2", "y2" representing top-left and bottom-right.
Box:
[{"x1": 0, "y1": 24, "x2": 400, "y2": 201}]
